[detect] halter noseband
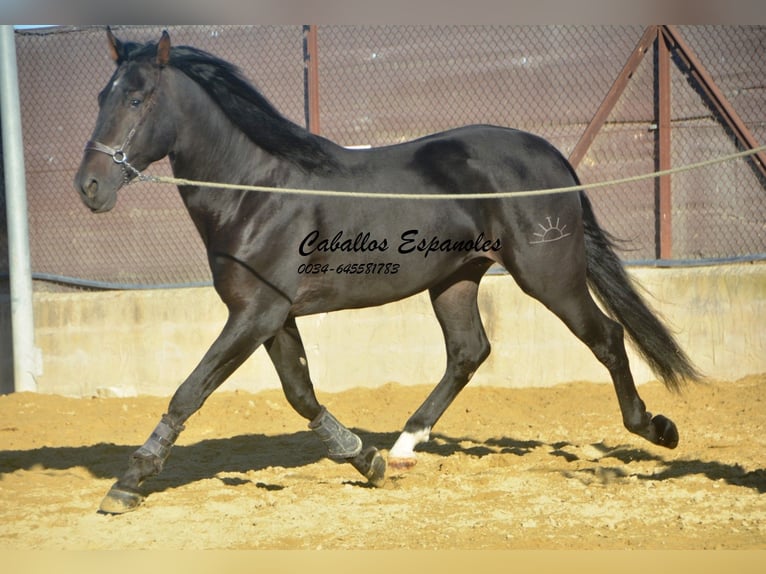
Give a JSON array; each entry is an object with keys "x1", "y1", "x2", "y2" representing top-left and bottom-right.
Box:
[{"x1": 84, "y1": 130, "x2": 141, "y2": 182}]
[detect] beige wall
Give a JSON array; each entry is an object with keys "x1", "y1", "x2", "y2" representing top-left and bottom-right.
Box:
[{"x1": 26, "y1": 263, "x2": 766, "y2": 398}]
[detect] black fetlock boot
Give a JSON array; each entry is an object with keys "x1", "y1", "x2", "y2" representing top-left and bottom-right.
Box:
[{"x1": 308, "y1": 406, "x2": 386, "y2": 487}]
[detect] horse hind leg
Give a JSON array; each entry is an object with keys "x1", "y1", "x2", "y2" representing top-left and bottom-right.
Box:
[
  {"x1": 556, "y1": 296, "x2": 678, "y2": 447},
  {"x1": 265, "y1": 316, "x2": 386, "y2": 486},
  {"x1": 389, "y1": 261, "x2": 492, "y2": 470},
  {"x1": 506, "y1": 246, "x2": 678, "y2": 449}
]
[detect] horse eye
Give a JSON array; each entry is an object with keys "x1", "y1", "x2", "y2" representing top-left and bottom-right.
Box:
[{"x1": 129, "y1": 98, "x2": 142, "y2": 108}]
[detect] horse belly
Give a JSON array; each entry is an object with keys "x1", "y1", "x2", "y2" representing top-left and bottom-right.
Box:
[{"x1": 290, "y1": 253, "x2": 475, "y2": 316}]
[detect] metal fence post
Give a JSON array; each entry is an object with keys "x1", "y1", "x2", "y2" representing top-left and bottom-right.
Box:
[
  {"x1": 661, "y1": 25, "x2": 766, "y2": 180},
  {"x1": 569, "y1": 26, "x2": 658, "y2": 170},
  {"x1": 0, "y1": 26, "x2": 38, "y2": 393},
  {"x1": 657, "y1": 28, "x2": 672, "y2": 259}
]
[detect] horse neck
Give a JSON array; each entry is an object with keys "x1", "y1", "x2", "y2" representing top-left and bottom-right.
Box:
[{"x1": 166, "y1": 71, "x2": 289, "y2": 190}]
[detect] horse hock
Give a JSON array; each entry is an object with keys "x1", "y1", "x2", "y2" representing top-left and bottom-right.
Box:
[
  {"x1": 309, "y1": 406, "x2": 386, "y2": 487},
  {"x1": 99, "y1": 416, "x2": 184, "y2": 514}
]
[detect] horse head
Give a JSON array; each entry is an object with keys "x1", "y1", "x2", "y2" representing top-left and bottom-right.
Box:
[{"x1": 74, "y1": 28, "x2": 176, "y2": 212}]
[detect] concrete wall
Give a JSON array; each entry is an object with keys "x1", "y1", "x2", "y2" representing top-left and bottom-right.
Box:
[{"x1": 17, "y1": 262, "x2": 766, "y2": 397}]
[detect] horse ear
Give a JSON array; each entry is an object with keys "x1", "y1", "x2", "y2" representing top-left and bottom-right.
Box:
[
  {"x1": 106, "y1": 26, "x2": 123, "y2": 64},
  {"x1": 156, "y1": 30, "x2": 171, "y2": 66}
]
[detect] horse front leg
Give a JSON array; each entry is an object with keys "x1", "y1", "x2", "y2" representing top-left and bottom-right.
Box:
[{"x1": 99, "y1": 300, "x2": 286, "y2": 514}]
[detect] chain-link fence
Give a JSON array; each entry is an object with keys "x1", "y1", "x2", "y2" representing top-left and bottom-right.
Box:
[{"x1": 2, "y1": 25, "x2": 764, "y2": 292}]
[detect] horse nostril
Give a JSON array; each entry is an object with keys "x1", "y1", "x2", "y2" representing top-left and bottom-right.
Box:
[{"x1": 84, "y1": 179, "x2": 99, "y2": 199}]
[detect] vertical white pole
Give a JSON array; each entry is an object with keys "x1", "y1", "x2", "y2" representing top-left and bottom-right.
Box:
[{"x1": 1, "y1": 26, "x2": 38, "y2": 392}]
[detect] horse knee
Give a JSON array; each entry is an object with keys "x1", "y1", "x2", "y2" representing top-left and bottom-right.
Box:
[{"x1": 449, "y1": 339, "x2": 491, "y2": 380}]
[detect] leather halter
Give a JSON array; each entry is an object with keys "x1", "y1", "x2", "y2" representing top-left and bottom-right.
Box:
[
  {"x1": 84, "y1": 132, "x2": 141, "y2": 182},
  {"x1": 83, "y1": 66, "x2": 162, "y2": 183}
]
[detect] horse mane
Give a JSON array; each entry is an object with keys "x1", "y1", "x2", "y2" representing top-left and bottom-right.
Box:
[{"x1": 122, "y1": 39, "x2": 341, "y2": 173}]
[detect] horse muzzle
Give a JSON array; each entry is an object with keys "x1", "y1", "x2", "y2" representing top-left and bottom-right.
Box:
[{"x1": 74, "y1": 163, "x2": 121, "y2": 213}]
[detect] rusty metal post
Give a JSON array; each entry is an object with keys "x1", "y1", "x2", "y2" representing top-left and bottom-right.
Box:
[
  {"x1": 657, "y1": 29, "x2": 672, "y2": 259},
  {"x1": 661, "y1": 25, "x2": 766, "y2": 180},
  {"x1": 569, "y1": 26, "x2": 658, "y2": 169},
  {"x1": 302, "y1": 25, "x2": 320, "y2": 135}
]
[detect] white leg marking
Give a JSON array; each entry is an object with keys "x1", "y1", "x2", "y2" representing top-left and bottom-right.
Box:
[{"x1": 389, "y1": 427, "x2": 431, "y2": 459}]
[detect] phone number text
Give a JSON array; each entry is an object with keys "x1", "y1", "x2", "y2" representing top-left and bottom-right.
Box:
[{"x1": 297, "y1": 262, "x2": 401, "y2": 275}]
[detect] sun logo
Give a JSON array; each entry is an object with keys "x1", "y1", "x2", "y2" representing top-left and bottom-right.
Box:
[{"x1": 530, "y1": 216, "x2": 572, "y2": 244}]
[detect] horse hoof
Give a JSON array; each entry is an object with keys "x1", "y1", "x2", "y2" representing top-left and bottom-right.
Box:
[
  {"x1": 364, "y1": 448, "x2": 387, "y2": 487},
  {"x1": 98, "y1": 484, "x2": 145, "y2": 514},
  {"x1": 388, "y1": 456, "x2": 417, "y2": 472},
  {"x1": 652, "y1": 414, "x2": 679, "y2": 449},
  {"x1": 350, "y1": 447, "x2": 387, "y2": 487}
]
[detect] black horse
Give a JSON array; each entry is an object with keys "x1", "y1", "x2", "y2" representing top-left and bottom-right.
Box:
[{"x1": 75, "y1": 29, "x2": 700, "y2": 513}]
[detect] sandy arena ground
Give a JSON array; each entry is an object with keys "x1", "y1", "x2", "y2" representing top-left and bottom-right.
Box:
[{"x1": 0, "y1": 374, "x2": 764, "y2": 550}]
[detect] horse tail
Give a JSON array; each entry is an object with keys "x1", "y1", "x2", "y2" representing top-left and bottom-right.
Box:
[{"x1": 578, "y1": 190, "x2": 702, "y2": 391}]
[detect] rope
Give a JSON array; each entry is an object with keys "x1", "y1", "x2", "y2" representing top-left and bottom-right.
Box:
[{"x1": 138, "y1": 144, "x2": 766, "y2": 200}]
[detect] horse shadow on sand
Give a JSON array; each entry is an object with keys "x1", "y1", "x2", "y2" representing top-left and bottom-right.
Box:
[{"x1": 1, "y1": 428, "x2": 763, "y2": 498}]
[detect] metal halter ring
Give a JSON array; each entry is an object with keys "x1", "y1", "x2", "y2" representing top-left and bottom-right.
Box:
[{"x1": 112, "y1": 149, "x2": 128, "y2": 164}]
